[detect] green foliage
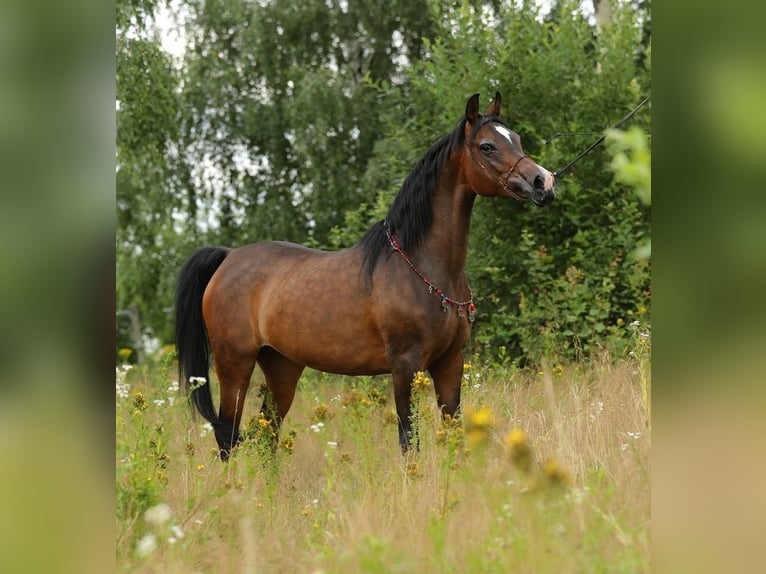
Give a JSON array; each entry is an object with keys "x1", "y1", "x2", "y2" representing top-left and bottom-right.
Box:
[
  {"x1": 607, "y1": 126, "x2": 651, "y2": 259},
  {"x1": 116, "y1": 32, "x2": 184, "y2": 342},
  {"x1": 607, "y1": 127, "x2": 651, "y2": 206},
  {"x1": 341, "y1": 0, "x2": 652, "y2": 363},
  {"x1": 116, "y1": 0, "x2": 651, "y2": 364}
]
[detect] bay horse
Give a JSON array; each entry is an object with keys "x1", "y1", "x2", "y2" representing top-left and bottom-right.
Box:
[{"x1": 175, "y1": 92, "x2": 555, "y2": 459}]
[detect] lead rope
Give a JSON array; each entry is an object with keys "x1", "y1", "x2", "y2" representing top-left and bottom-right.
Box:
[{"x1": 552, "y1": 95, "x2": 651, "y2": 178}]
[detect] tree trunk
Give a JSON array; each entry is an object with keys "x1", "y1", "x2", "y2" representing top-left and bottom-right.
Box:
[
  {"x1": 593, "y1": 0, "x2": 612, "y2": 29},
  {"x1": 127, "y1": 302, "x2": 145, "y2": 364}
]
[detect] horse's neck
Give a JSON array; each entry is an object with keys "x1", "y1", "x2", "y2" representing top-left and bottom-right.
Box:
[{"x1": 421, "y1": 174, "x2": 476, "y2": 282}]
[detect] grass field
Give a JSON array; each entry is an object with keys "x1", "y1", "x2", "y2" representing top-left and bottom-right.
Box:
[{"x1": 116, "y1": 336, "x2": 650, "y2": 573}]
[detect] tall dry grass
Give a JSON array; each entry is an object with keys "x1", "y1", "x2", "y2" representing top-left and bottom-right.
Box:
[{"x1": 116, "y1": 346, "x2": 650, "y2": 573}]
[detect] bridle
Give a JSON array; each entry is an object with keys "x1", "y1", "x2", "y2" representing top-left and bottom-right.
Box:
[{"x1": 466, "y1": 121, "x2": 533, "y2": 200}]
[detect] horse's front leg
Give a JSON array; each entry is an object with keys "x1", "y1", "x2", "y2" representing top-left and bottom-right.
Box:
[
  {"x1": 390, "y1": 351, "x2": 425, "y2": 453},
  {"x1": 428, "y1": 350, "x2": 464, "y2": 422}
]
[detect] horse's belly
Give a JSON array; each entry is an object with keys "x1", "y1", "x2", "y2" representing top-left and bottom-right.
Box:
[
  {"x1": 259, "y1": 291, "x2": 389, "y2": 375},
  {"x1": 267, "y1": 327, "x2": 389, "y2": 376}
]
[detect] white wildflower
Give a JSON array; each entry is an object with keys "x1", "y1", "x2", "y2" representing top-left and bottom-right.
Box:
[
  {"x1": 144, "y1": 503, "x2": 171, "y2": 526},
  {"x1": 136, "y1": 533, "x2": 158, "y2": 557},
  {"x1": 310, "y1": 422, "x2": 325, "y2": 433},
  {"x1": 116, "y1": 365, "x2": 133, "y2": 400}
]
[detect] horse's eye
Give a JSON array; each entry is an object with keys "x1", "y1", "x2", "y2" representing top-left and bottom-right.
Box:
[{"x1": 479, "y1": 143, "x2": 496, "y2": 154}]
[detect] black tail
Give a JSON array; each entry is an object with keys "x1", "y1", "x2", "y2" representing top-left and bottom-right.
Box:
[{"x1": 175, "y1": 246, "x2": 234, "y2": 449}]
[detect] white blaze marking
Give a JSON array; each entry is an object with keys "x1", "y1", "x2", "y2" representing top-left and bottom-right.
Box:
[
  {"x1": 494, "y1": 124, "x2": 514, "y2": 144},
  {"x1": 539, "y1": 166, "x2": 555, "y2": 190}
]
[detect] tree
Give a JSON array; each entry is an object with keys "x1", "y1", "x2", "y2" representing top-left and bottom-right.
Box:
[
  {"x1": 176, "y1": 0, "x2": 438, "y2": 245},
  {"x1": 116, "y1": 0, "x2": 183, "y2": 349},
  {"x1": 116, "y1": 0, "x2": 651, "y2": 363}
]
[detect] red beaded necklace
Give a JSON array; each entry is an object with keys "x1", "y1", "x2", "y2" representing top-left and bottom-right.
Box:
[{"x1": 384, "y1": 222, "x2": 476, "y2": 322}]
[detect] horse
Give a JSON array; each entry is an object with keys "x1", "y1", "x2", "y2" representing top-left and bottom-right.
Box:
[{"x1": 175, "y1": 92, "x2": 556, "y2": 460}]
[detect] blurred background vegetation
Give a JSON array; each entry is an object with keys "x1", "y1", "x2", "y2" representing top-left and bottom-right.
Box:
[{"x1": 116, "y1": 0, "x2": 651, "y2": 365}]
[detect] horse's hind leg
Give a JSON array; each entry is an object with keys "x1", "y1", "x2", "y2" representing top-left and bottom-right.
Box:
[
  {"x1": 256, "y1": 347, "x2": 305, "y2": 431},
  {"x1": 213, "y1": 350, "x2": 258, "y2": 460}
]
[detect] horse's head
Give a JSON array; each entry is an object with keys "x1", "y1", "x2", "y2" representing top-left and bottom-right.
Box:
[{"x1": 463, "y1": 92, "x2": 555, "y2": 206}]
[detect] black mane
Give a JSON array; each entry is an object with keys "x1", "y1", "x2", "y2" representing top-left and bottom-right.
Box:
[{"x1": 358, "y1": 114, "x2": 507, "y2": 278}]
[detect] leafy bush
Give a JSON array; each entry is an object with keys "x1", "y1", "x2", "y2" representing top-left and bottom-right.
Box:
[{"x1": 336, "y1": 0, "x2": 651, "y2": 363}]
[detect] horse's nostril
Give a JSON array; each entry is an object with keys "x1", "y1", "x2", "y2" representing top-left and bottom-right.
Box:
[{"x1": 533, "y1": 174, "x2": 545, "y2": 190}]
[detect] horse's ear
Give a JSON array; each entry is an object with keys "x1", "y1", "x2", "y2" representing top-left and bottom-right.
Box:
[
  {"x1": 465, "y1": 93, "x2": 481, "y2": 125},
  {"x1": 485, "y1": 92, "x2": 502, "y2": 116}
]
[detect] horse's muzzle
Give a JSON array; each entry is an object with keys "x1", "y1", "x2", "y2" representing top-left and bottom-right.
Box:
[
  {"x1": 530, "y1": 171, "x2": 555, "y2": 206},
  {"x1": 530, "y1": 186, "x2": 555, "y2": 206}
]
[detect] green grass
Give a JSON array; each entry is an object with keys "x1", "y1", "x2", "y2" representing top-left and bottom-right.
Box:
[{"x1": 116, "y1": 347, "x2": 650, "y2": 573}]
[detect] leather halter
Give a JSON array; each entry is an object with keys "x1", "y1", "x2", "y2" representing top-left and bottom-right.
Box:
[{"x1": 466, "y1": 129, "x2": 531, "y2": 200}]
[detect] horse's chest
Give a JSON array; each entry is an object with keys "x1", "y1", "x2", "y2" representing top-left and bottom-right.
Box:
[{"x1": 427, "y1": 308, "x2": 472, "y2": 355}]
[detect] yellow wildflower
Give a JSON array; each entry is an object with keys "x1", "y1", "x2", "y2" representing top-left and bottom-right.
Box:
[
  {"x1": 466, "y1": 406, "x2": 495, "y2": 430},
  {"x1": 505, "y1": 427, "x2": 526, "y2": 448},
  {"x1": 542, "y1": 457, "x2": 573, "y2": 487},
  {"x1": 312, "y1": 403, "x2": 330, "y2": 421},
  {"x1": 463, "y1": 406, "x2": 494, "y2": 447},
  {"x1": 412, "y1": 371, "x2": 431, "y2": 390},
  {"x1": 505, "y1": 428, "x2": 532, "y2": 472},
  {"x1": 341, "y1": 388, "x2": 367, "y2": 407},
  {"x1": 132, "y1": 392, "x2": 148, "y2": 411}
]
